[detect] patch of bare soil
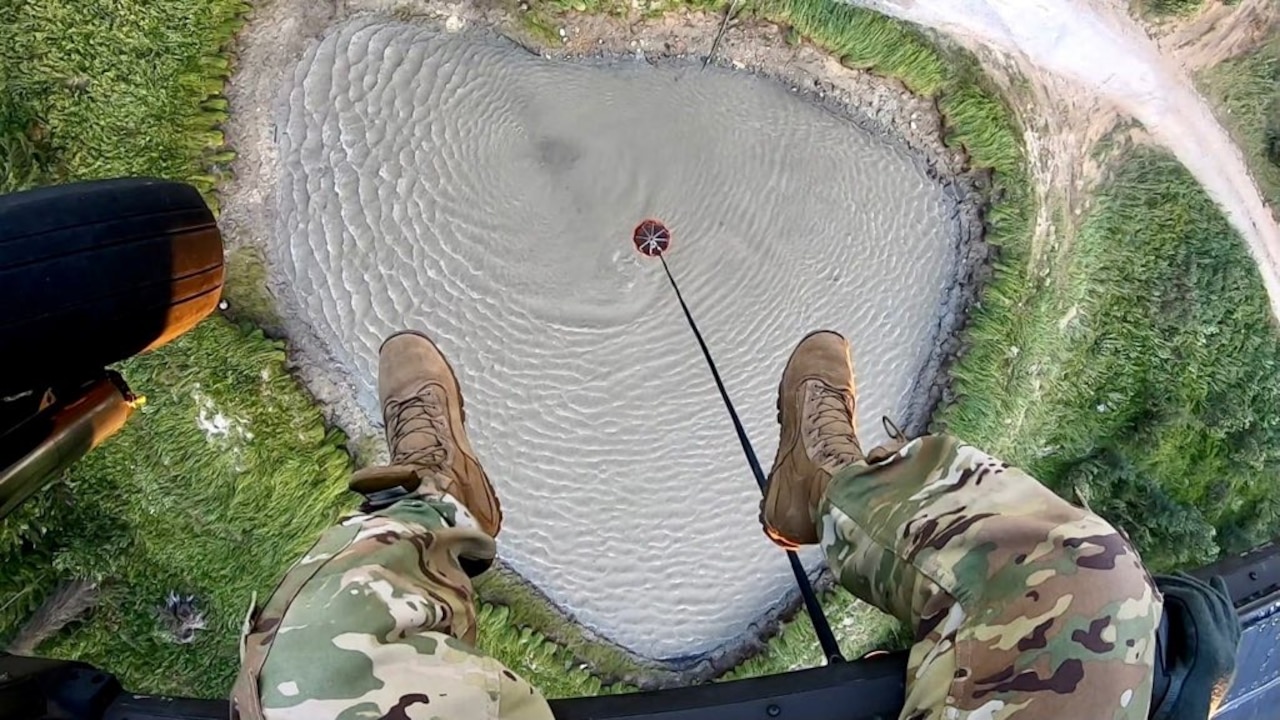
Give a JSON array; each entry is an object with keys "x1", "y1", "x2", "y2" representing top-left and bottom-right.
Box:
[
  {"x1": 1156, "y1": 0, "x2": 1279, "y2": 70},
  {"x1": 966, "y1": 48, "x2": 1117, "y2": 267},
  {"x1": 5, "y1": 580, "x2": 98, "y2": 656}
]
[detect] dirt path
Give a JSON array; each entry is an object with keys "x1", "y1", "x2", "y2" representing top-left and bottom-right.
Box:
[
  {"x1": 1157, "y1": 0, "x2": 1277, "y2": 68},
  {"x1": 853, "y1": 0, "x2": 1280, "y2": 319}
]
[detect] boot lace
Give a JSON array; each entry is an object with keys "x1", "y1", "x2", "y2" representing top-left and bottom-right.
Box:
[
  {"x1": 385, "y1": 386, "x2": 450, "y2": 470},
  {"x1": 863, "y1": 415, "x2": 909, "y2": 462},
  {"x1": 882, "y1": 415, "x2": 906, "y2": 444},
  {"x1": 804, "y1": 381, "x2": 862, "y2": 470}
]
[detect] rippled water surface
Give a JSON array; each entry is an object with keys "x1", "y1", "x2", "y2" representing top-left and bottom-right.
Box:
[{"x1": 277, "y1": 20, "x2": 957, "y2": 659}]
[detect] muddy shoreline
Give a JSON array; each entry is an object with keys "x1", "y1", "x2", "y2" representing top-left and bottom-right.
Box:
[{"x1": 219, "y1": 0, "x2": 990, "y2": 684}]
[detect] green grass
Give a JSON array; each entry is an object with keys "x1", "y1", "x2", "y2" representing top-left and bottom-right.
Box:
[
  {"x1": 1133, "y1": 0, "x2": 1206, "y2": 19},
  {"x1": 16, "y1": 0, "x2": 1271, "y2": 700},
  {"x1": 0, "y1": 319, "x2": 625, "y2": 699},
  {"x1": 724, "y1": 590, "x2": 906, "y2": 680},
  {"x1": 1198, "y1": 37, "x2": 1280, "y2": 215},
  {"x1": 475, "y1": 566, "x2": 642, "y2": 690},
  {"x1": 0, "y1": 0, "x2": 244, "y2": 203},
  {"x1": 0, "y1": 320, "x2": 352, "y2": 695},
  {"x1": 763, "y1": 0, "x2": 948, "y2": 95},
  {"x1": 477, "y1": 603, "x2": 633, "y2": 698},
  {"x1": 0, "y1": 0, "x2": 627, "y2": 696},
  {"x1": 0, "y1": 0, "x2": 1033, "y2": 693},
  {"x1": 0, "y1": 0, "x2": 1011, "y2": 695},
  {"x1": 223, "y1": 246, "x2": 282, "y2": 327},
  {"x1": 777, "y1": 0, "x2": 1280, "y2": 576},
  {"x1": 939, "y1": 146, "x2": 1280, "y2": 572}
]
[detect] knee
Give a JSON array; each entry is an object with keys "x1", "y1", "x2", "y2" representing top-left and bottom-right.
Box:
[{"x1": 1024, "y1": 517, "x2": 1163, "y2": 663}]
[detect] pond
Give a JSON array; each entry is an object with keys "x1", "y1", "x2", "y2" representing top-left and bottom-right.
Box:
[{"x1": 274, "y1": 19, "x2": 960, "y2": 661}]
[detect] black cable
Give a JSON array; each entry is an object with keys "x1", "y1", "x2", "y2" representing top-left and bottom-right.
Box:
[{"x1": 659, "y1": 255, "x2": 845, "y2": 664}]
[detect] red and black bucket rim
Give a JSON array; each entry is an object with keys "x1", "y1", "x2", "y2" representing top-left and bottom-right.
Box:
[{"x1": 633, "y1": 219, "x2": 672, "y2": 257}]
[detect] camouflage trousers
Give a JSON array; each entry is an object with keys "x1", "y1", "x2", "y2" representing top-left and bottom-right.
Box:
[
  {"x1": 231, "y1": 495, "x2": 555, "y2": 720},
  {"x1": 823, "y1": 435, "x2": 1162, "y2": 719},
  {"x1": 233, "y1": 434, "x2": 1161, "y2": 720}
]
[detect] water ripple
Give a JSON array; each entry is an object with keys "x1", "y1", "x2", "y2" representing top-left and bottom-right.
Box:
[{"x1": 276, "y1": 20, "x2": 956, "y2": 660}]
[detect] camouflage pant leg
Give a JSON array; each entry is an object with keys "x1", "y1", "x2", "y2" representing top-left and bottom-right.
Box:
[
  {"x1": 232, "y1": 494, "x2": 554, "y2": 720},
  {"x1": 819, "y1": 435, "x2": 1162, "y2": 720}
]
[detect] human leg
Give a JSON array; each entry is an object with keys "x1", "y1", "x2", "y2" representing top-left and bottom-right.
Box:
[
  {"x1": 821, "y1": 436, "x2": 1162, "y2": 719},
  {"x1": 762, "y1": 332, "x2": 1161, "y2": 720},
  {"x1": 232, "y1": 332, "x2": 553, "y2": 720}
]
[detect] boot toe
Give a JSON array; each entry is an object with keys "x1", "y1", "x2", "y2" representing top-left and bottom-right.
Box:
[
  {"x1": 785, "y1": 331, "x2": 853, "y2": 387},
  {"x1": 378, "y1": 331, "x2": 455, "y2": 404}
]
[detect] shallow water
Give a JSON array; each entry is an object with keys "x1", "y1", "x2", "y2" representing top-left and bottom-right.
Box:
[{"x1": 276, "y1": 20, "x2": 957, "y2": 660}]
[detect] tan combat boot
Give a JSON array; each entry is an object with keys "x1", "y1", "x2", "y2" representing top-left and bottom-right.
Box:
[
  {"x1": 761, "y1": 331, "x2": 865, "y2": 548},
  {"x1": 349, "y1": 331, "x2": 503, "y2": 537}
]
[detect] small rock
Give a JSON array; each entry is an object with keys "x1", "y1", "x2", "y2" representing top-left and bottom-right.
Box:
[
  {"x1": 519, "y1": 1, "x2": 529, "y2": 9},
  {"x1": 732, "y1": 60, "x2": 745, "y2": 70},
  {"x1": 156, "y1": 592, "x2": 207, "y2": 644},
  {"x1": 445, "y1": 15, "x2": 464, "y2": 32},
  {"x1": 558, "y1": 27, "x2": 567, "y2": 37}
]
